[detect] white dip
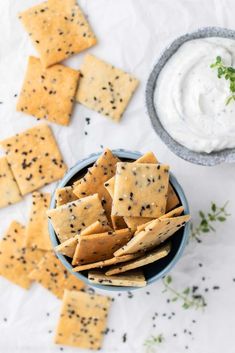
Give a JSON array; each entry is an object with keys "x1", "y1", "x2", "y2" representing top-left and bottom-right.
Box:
[{"x1": 155, "y1": 37, "x2": 235, "y2": 153}]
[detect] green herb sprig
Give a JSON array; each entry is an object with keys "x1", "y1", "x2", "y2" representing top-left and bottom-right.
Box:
[
  {"x1": 210, "y1": 56, "x2": 235, "y2": 105},
  {"x1": 190, "y1": 201, "x2": 230, "y2": 243},
  {"x1": 144, "y1": 334, "x2": 164, "y2": 353},
  {"x1": 162, "y1": 275, "x2": 206, "y2": 310}
]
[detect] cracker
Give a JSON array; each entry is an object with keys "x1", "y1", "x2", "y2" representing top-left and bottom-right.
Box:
[
  {"x1": 55, "y1": 186, "x2": 78, "y2": 207},
  {"x1": 80, "y1": 220, "x2": 112, "y2": 236},
  {"x1": 104, "y1": 151, "x2": 158, "y2": 199},
  {"x1": 0, "y1": 124, "x2": 67, "y2": 195},
  {"x1": 124, "y1": 216, "x2": 153, "y2": 232},
  {"x1": 0, "y1": 221, "x2": 45, "y2": 289},
  {"x1": 114, "y1": 214, "x2": 190, "y2": 256},
  {"x1": 111, "y1": 215, "x2": 127, "y2": 230},
  {"x1": 106, "y1": 243, "x2": 171, "y2": 276},
  {"x1": 73, "y1": 149, "x2": 120, "y2": 219},
  {"x1": 0, "y1": 156, "x2": 22, "y2": 208},
  {"x1": 25, "y1": 191, "x2": 52, "y2": 250},
  {"x1": 72, "y1": 228, "x2": 133, "y2": 266},
  {"x1": 19, "y1": 0, "x2": 97, "y2": 68},
  {"x1": 112, "y1": 162, "x2": 169, "y2": 218},
  {"x1": 135, "y1": 206, "x2": 185, "y2": 233},
  {"x1": 28, "y1": 251, "x2": 84, "y2": 298},
  {"x1": 17, "y1": 57, "x2": 79, "y2": 126},
  {"x1": 55, "y1": 290, "x2": 111, "y2": 350},
  {"x1": 47, "y1": 194, "x2": 108, "y2": 243},
  {"x1": 88, "y1": 270, "x2": 146, "y2": 287},
  {"x1": 160, "y1": 205, "x2": 184, "y2": 219},
  {"x1": 55, "y1": 236, "x2": 78, "y2": 258},
  {"x1": 76, "y1": 54, "x2": 139, "y2": 122},
  {"x1": 73, "y1": 253, "x2": 139, "y2": 272},
  {"x1": 55, "y1": 221, "x2": 111, "y2": 258},
  {"x1": 166, "y1": 184, "x2": 180, "y2": 212}
]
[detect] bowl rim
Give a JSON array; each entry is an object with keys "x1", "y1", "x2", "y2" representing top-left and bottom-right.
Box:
[
  {"x1": 49, "y1": 149, "x2": 190, "y2": 292},
  {"x1": 146, "y1": 26, "x2": 235, "y2": 166}
]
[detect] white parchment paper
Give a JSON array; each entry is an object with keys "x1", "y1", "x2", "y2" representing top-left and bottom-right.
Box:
[{"x1": 0, "y1": 1, "x2": 235, "y2": 352}]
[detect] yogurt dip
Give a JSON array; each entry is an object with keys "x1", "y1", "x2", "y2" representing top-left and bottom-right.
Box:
[{"x1": 155, "y1": 37, "x2": 235, "y2": 153}]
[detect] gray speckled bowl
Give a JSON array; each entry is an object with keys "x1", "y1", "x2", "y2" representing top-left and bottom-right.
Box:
[{"x1": 146, "y1": 27, "x2": 235, "y2": 166}]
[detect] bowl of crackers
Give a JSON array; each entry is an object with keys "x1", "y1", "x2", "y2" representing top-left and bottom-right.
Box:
[{"x1": 48, "y1": 149, "x2": 190, "y2": 291}]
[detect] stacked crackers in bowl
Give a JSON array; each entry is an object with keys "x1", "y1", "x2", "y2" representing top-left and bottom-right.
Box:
[{"x1": 48, "y1": 149, "x2": 191, "y2": 288}]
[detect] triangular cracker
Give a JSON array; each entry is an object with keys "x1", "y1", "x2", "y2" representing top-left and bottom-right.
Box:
[
  {"x1": 55, "y1": 186, "x2": 78, "y2": 207},
  {"x1": 0, "y1": 124, "x2": 67, "y2": 195},
  {"x1": 106, "y1": 243, "x2": 171, "y2": 276},
  {"x1": 114, "y1": 214, "x2": 190, "y2": 256},
  {"x1": 54, "y1": 290, "x2": 111, "y2": 350},
  {"x1": 16, "y1": 56, "x2": 79, "y2": 125},
  {"x1": 19, "y1": 1, "x2": 97, "y2": 68},
  {"x1": 47, "y1": 194, "x2": 108, "y2": 243},
  {"x1": 72, "y1": 228, "x2": 133, "y2": 266},
  {"x1": 112, "y1": 162, "x2": 169, "y2": 218},
  {"x1": 88, "y1": 270, "x2": 146, "y2": 287},
  {"x1": 73, "y1": 148, "x2": 120, "y2": 219},
  {"x1": 73, "y1": 253, "x2": 139, "y2": 272},
  {"x1": 55, "y1": 236, "x2": 78, "y2": 258},
  {"x1": 25, "y1": 191, "x2": 52, "y2": 250},
  {"x1": 28, "y1": 251, "x2": 85, "y2": 298},
  {"x1": 111, "y1": 215, "x2": 127, "y2": 230},
  {"x1": 76, "y1": 54, "x2": 139, "y2": 122},
  {"x1": 0, "y1": 221, "x2": 45, "y2": 289},
  {"x1": 166, "y1": 184, "x2": 179, "y2": 212},
  {"x1": 0, "y1": 156, "x2": 22, "y2": 208}
]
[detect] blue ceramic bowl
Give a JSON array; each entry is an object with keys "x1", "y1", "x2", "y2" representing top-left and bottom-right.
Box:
[{"x1": 49, "y1": 149, "x2": 190, "y2": 291}]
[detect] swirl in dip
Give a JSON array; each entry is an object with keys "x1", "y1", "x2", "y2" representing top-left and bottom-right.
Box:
[{"x1": 155, "y1": 37, "x2": 235, "y2": 153}]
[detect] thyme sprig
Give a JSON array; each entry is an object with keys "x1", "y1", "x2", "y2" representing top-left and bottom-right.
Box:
[
  {"x1": 190, "y1": 201, "x2": 230, "y2": 243},
  {"x1": 162, "y1": 275, "x2": 206, "y2": 310},
  {"x1": 144, "y1": 334, "x2": 164, "y2": 353},
  {"x1": 210, "y1": 56, "x2": 235, "y2": 104}
]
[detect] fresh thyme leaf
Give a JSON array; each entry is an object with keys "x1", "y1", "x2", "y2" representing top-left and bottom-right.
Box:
[
  {"x1": 210, "y1": 56, "x2": 235, "y2": 104},
  {"x1": 190, "y1": 201, "x2": 230, "y2": 242},
  {"x1": 144, "y1": 334, "x2": 164, "y2": 353},
  {"x1": 162, "y1": 276, "x2": 206, "y2": 311}
]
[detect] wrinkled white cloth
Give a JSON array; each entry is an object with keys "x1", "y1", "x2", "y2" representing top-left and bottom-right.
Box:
[{"x1": 0, "y1": 0, "x2": 235, "y2": 352}]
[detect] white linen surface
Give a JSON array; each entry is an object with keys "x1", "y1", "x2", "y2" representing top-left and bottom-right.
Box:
[{"x1": 0, "y1": 0, "x2": 235, "y2": 352}]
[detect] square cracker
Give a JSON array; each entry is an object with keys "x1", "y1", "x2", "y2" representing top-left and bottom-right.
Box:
[
  {"x1": 28, "y1": 251, "x2": 85, "y2": 298},
  {"x1": 105, "y1": 152, "x2": 158, "y2": 230},
  {"x1": 54, "y1": 290, "x2": 111, "y2": 350},
  {"x1": 73, "y1": 149, "x2": 120, "y2": 219},
  {"x1": 0, "y1": 124, "x2": 67, "y2": 195},
  {"x1": 88, "y1": 270, "x2": 146, "y2": 287},
  {"x1": 0, "y1": 156, "x2": 22, "y2": 208},
  {"x1": 55, "y1": 221, "x2": 111, "y2": 258},
  {"x1": 72, "y1": 228, "x2": 133, "y2": 266},
  {"x1": 0, "y1": 221, "x2": 45, "y2": 289},
  {"x1": 25, "y1": 191, "x2": 52, "y2": 250},
  {"x1": 47, "y1": 194, "x2": 108, "y2": 243},
  {"x1": 76, "y1": 54, "x2": 139, "y2": 122},
  {"x1": 112, "y1": 162, "x2": 169, "y2": 218},
  {"x1": 17, "y1": 56, "x2": 79, "y2": 126},
  {"x1": 104, "y1": 151, "x2": 158, "y2": 199},
  {"x1": 73, "y1": 253, "x2": 140, "y2": 272},
  {"x1": 19, "y1": 0, "x2": 97, "y2": 68},
  {"x1": 55, "y1": 186, "x2": 78, "y2": 207},
  {"x1": 114, "y1": 214, "x2": 190, "y2": 257},
  {"x1": 106, "y1": 243, "x2": 171, "y2": 276}
]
